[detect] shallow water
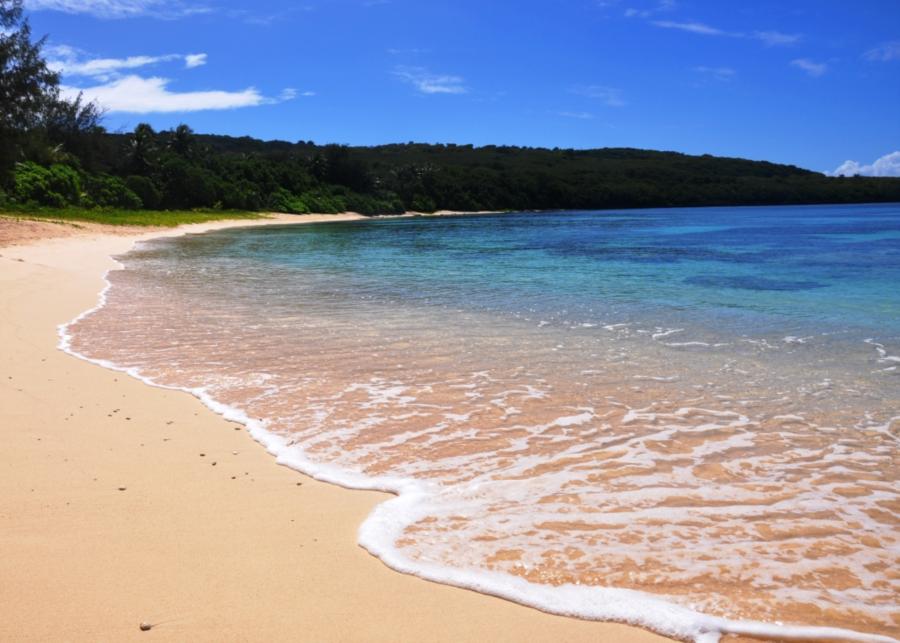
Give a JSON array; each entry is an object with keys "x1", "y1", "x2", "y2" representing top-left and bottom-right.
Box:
[{"x1": 66, "y1": 205, "x2": 900, "y2": 640}]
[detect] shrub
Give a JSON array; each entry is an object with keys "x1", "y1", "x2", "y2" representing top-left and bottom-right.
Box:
[
  {"x1": 125, "y1": 175, "x2": 162, "y2": 209},
  {"x1": 83, "y1": 174, "x2": 143, "y2": 209},
  {"x1": 13, "y1": 162, "x2": 82, "y2": 207}
]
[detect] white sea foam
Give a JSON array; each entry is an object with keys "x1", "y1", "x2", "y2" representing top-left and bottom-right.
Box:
[{"x1": 56, "y1": 237, "x2": 900, "y2": 643}]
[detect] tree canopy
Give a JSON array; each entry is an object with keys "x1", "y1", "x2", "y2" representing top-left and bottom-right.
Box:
[{"x1": 1, "y1": 0, "x2": 899, "y2": 215}]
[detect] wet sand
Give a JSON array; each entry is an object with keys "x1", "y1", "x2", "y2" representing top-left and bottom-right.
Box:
[{"x1": 0, "y1": 214, "x2": 672, "y2": 642}]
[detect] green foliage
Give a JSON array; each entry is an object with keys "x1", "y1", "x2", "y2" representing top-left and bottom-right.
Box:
[
  {"x1": 3, "y1": 0, "x2": 900, "y2": 216},
  {"x1": 12, "y1": 161, "x2": 80, "y2": 207},
  {"x1": 82, "y1": 173, "x2": 142, "y2": 209},
  {"x1": 0, "y1": 207, "x2": 261, "y2": 227},
  {"x1": 124, "y1": 175, "x2": 161, "y2": 210}
]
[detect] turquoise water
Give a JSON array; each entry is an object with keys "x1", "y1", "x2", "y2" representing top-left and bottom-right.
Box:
[
  {"x1": 67, "y1": 202, "x2": 900, "y2": 641},
  {"x1": 216, "y1": 202, "x2": 900, "y2": 340}
]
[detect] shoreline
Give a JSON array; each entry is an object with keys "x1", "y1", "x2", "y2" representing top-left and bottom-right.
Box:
[
  {"x1": 0, "y1": 213, "x2": 674, "y2": 642},
  {"x1": 0, "y1": 209, "x2": 508, "y2": 248}
]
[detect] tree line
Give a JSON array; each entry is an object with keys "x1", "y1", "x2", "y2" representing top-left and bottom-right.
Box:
[{"x1": 3, "y1": 0, "x2": 899, "y2": 215}]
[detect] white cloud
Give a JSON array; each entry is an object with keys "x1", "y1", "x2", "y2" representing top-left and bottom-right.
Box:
[
  {"x1": 623, "y1": 0, "x2": 675, "y2": 18},
  {"x1": 753, "y1": 30, "x2": 800, "y2": 46},
  {"x1": 828, "y1": 152, "x2": 900, "y2": 177},
  {"x1": 47, "y1": 46, "x2": 209, "y2": 79},
  {"x1": 571, "y1": 85, "x2": 626, "y2": 107},
  {"x1": 277, "y1": 88, "x2": 315, "y2": 100},
  {"x1": 393, "y1": 66, "x2": 467, "y2": 95},
  {"x1": 26, "y1": 0, "x2": 209, "y2": 19},
  {"x1": 863, "y1": 41, "x2": 900, "y2": 62},
  {"x1": 790, "y1": 58, "x2": 827, "y2": 77},
  {"x1": 60, "y1": 75, "x2": 267, "y2": 113},
  {"x1": 50, "y1": 53, "x2": 178, "y2": 78},
  {"x1": 651, "y1": 20, "x2": 729, "y2": 36},
  {"x1": 693, "y1": 66, "x2": 736, "y2": 81},
  {"x1": 184, "y1": 53, "x2": 207, "y2": 68},
  {"x1": 650, "y1": 20, "x2": 803, "y2": 46},
  {"x1": 558, "y1": 111, "x2": 594, "y2": 120}
]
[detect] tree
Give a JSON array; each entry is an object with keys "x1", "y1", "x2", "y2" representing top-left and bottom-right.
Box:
[
  {"x1": 41, "y1": 91, "x2": 105, "y2": 167},
  {"x1": 129, "y1": 123, "x2": 158, "y2": 174},
  {"x1": 0, "y1": 0, "x2": 59, "y2": 177},
  {"x1": 170, "y1": 124, "x2": 195, "y2": 158}
]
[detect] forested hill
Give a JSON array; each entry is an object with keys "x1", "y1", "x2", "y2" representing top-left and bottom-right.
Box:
[
  {"x1": 2, "y1": 0, "x2": 899, "y2": 217},
  {"x1": 22, "y1": 127, "x2": 896, "y2": 215}
]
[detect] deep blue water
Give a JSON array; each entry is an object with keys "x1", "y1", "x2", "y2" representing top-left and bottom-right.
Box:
[{"x1": 205, "y1": 202, "x2": 900, "y2": 341}]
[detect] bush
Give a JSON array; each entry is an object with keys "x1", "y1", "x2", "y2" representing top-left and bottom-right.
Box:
[
  {"x1": 83, "y1": 174, "x2": 142, "y2": 209},
  {"x1": 13, "y1": 162, "x2": 82, "y2": 207},
  {"x1": 268, "y1": 187, "x2": 309, "y2": 214},
  {"x1": 125, "y1": 175, "x2": 162, "y2": 209},
  {"x1": 221, "y1": 180, "x2": 263, "y2": 210}
]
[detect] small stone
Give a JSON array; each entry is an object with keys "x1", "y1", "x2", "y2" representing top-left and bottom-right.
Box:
[
  {"x1": 139, "y1": 622, "x2": 153, "y2": 631},
  {"x1": 296, "y1": 482, "x2": 302, "y2": 486},
  {"x1": 211, "y1": 462, "x2": 217, "y2": 466},
  {"x1": 199, "y1": 453, "x2": 205, "y2": 457},
  {"x1": 118, "y1": 486, "x2": 127, "y2": 491},
  {"x1": 232, "y1": 451, "x2": 238, "y2": 455}
]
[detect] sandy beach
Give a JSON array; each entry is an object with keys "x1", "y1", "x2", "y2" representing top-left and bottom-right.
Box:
[{"x1": 0, "y1": 213, "x2": 673, "y2": 642}]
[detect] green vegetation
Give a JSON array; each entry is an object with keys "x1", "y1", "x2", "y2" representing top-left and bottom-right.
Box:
[
  {"x1": 0, "y1": 206, "x2": 262, "y2": 227},
  {"x1": 2, "y1": 0, "x2": 899, "y2": 220}
]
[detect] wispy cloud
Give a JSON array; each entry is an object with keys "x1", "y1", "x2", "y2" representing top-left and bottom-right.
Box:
[
  {"x1": 863, "y1": 41, "x2": 900, "y2": 62},
  {"x1": 60, "y1": 75, "x2": 268, "y2": 113},
  {"x1": 650, "y1": 19, "x2": 801, "y2": 46},
  {"x1": 753, "y1": 30, "x2": 801, "y2": 46},
  {"x1": 26, "y1": 0, "x2": 210, "y2": 19},
  {"x1": 557, "y1": 111, "x2": 594, "y2": 120},
  {"x1": 393, "y1": 66, "x2": 467, "y2": 95},
  {"x1": 828, "y1": 151, "x2": 900, "y2": 177},
  {"x1": 651, "y1": 20, "x2": 729, "y2": 36},
  {"x1": 571, "y1": 84, "x2": 626, "y2": 107},
  {"x1": 47, "y1": 45, "x2": 207, "y2": 80},
  {"x1": 790, "y1": 58, "x2": 827, "y2": 77},
  {"x1": 387, "y1": 47, "x2": 430, "y2": 56},
  {"x1": 50, "y1": 45, "x2": 295, "y2": 113},
  {"x1": 624, "y1": 0, "x2": 676, "y2": 19},
  {"x1": 184, "y1": 53, "x2": 207, "y2": 68},
  {"x1": 693, "y1": 66, "x2": 736, "y2": 81},
  {"x1": 278, "y1": 88, "x2": 315, "y2": 100}
]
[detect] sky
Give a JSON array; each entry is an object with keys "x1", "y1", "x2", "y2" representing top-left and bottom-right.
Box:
[{"x1": 22, "y1": 0, "x2": 900, "y2": 175}]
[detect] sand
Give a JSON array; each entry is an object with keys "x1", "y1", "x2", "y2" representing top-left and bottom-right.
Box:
[{"x1": 0, "y1": 213, "x2": 674, "y2": 642}]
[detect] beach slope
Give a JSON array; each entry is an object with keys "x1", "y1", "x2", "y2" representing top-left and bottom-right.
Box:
[{"x1": 0, "y1": 215, "x2": 672, "y2": 642}]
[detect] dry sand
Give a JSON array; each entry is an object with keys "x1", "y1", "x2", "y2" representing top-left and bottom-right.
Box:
[{"x1": 0, "y1": 213, "x2": 674, "y2": 642}]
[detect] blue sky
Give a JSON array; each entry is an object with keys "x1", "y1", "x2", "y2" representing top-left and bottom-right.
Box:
[{"x1": 24, "y1": 0, "x2": 900, "y2": 174}]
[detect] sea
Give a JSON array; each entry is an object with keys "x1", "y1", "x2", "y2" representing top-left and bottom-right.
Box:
[{"x1": 62, "y1": 203, "x2": 900, "y2": 642}]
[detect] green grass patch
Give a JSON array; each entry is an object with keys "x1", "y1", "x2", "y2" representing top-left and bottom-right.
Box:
[{"x1": 0, "y1": 206, "x2": 264, "y2": 227}]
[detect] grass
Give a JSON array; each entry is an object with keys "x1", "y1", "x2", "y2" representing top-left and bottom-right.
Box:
[{"x1": 0, "y1": 206, "x2": 264, "y2": 227}]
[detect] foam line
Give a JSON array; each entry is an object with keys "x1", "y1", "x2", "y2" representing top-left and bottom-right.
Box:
[{"x1": 57, "y1": 235, "x2": 899, "y2": 643}]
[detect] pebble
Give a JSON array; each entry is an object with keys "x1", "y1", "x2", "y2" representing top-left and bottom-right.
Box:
[{"x1": 117, "y1": 486, "x2": 127, "y2": 491}]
